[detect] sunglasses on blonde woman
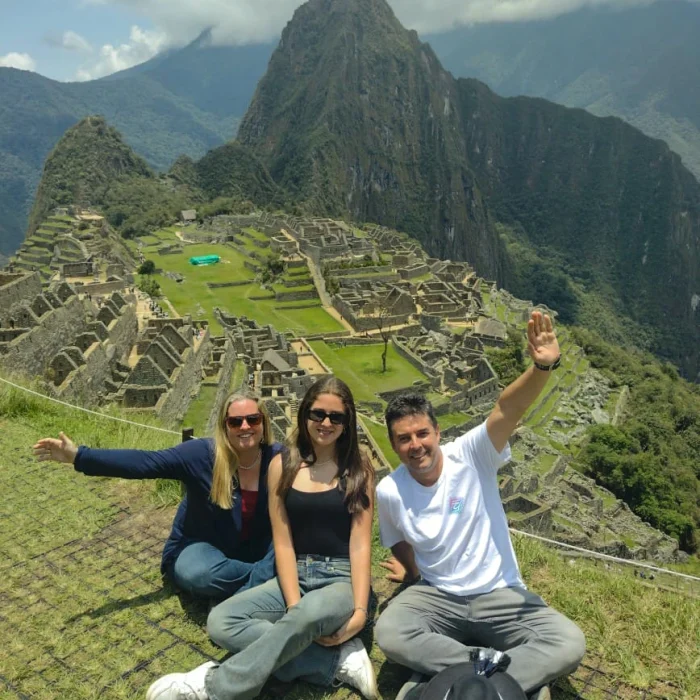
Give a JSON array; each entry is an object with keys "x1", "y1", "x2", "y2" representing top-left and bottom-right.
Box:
[
  {"x1": 307, "y1": 408, "x2": 347, "y2": 425},
  {"x1": 226, "y1": 413, "x2": 263, "y2": 429}
]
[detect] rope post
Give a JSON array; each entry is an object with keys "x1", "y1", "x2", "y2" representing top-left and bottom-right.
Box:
[{"x1": 181, "y1": 428, "x2": 194, "y2": 442}]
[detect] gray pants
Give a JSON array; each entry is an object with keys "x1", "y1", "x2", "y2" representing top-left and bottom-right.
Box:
[
  {"x1": 375, "y1": 582, "x2": 586, "y2": 693},
  {"x1": 204, "y1": 556, "x2": 355, "y2": 700}
]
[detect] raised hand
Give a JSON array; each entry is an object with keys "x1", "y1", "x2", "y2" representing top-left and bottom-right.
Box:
[
  {"x1": 527, "y1": 311, "x2": 560, "y2": 367},
  {"x1": 33, "y1": 432, "x2": 78, "y2": 465}
]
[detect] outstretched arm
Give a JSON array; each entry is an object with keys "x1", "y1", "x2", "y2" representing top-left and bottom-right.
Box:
[
  {"x1": 33, "y1": 432, "x2": 78, "y2": 464},
  {"x1": 486, "y1": 311, "x2": 560, "y2": 453},
  {"x1": 33, "y1": 432, "x2": 195, "y2": 480}
]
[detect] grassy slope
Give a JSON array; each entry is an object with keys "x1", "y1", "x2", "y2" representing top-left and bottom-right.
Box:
[
  {"x1": 0, "y1": 378, "x2": 700, "y2": 700},
  {"x1": 1, "y1": 378, "x2": 699, "y2": 698}
]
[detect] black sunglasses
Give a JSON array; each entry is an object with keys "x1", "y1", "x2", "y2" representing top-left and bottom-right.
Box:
[
  {"x1": 307, "y1": 408, "x2": 347, "y2": 425},
  {"x1": 226, "y1": 413, "x2": 263, "y2": 429}
]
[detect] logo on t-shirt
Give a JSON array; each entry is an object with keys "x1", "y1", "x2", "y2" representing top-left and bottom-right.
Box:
[{"x1": 449, "y1": 497, "x2": 465, "y2": 514}]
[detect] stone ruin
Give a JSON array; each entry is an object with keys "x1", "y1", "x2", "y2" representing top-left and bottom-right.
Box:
[
  {"x1": 110, "y1": 316, "x2": 211, "y2": 425},
  {"x1": 0, "y1": 207, "x2": 687, "y2": 564}
]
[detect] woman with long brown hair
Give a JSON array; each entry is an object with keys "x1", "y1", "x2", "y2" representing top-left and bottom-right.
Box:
[
  {"x1": 32, "y1": 390, "x2": 283, "y2": 600},
  {"x1": 147, "y1": 375, "x2": 378, "y2": 700}
]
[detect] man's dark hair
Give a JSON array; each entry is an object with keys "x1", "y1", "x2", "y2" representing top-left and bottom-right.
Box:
[{"x1": 385, "y1": 393, "x2": 438, "y2": 439}]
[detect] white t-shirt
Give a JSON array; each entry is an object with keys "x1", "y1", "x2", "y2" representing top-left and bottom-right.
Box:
[{"x1": 376, "y1": 421, "x2": 525, "y2": 596}]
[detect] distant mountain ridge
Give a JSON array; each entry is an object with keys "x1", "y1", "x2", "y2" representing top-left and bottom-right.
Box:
[
  {"x1": 235, "y1": 0, "x2": 699, "y2": 379},
  {"x1": 427, "y1": 0, "x2": 700, "y2": 181},
  {"x1": 0, "y1": 36, "x2": 274, "y2": 257}
]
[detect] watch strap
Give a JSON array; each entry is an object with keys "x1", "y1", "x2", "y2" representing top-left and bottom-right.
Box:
[{"x1": 534, "y1": 354, "x2": 561, "y2": 372}]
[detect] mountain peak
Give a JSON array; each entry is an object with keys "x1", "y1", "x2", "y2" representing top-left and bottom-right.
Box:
[{"x1": 28, "y1": 116, "x2": 152, "y2": 234}]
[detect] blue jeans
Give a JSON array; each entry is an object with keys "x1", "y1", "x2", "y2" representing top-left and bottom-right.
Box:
[
  {"x1": 205, "y1": 555, "x2": 356, "y2": 700},
  {"x1": 171, "y1": 542, "x2": 275, "y2": 600}
]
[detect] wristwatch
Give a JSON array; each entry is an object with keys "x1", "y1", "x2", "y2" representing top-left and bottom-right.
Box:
[{"x1": 534, "y1": 354, "x2": 561, "y2": 372}]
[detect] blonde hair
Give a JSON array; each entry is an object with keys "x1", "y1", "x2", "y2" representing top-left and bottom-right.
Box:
[{"x1": 211, "y1": 390, "x2": 272, "y2": 509}]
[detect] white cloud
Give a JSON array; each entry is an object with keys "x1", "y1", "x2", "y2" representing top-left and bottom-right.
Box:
[
  {"x1": 77, "y1": 0, "x2": 677, "y2": 53},
  {"x1": 0, "y1": 52, "x2": 36, "y2": 71},
  {"x1": 62, "y1": 31, "x2": 94, "y2": 53},
  {"x1": 75, "y1": 25, "x2": 167, "y2": 80},
  {"x1": 45, "y1": 30, "x2": 93, "y2": 53}
]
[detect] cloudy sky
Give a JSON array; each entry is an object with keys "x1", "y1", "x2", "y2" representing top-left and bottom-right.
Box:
[{"x1": 0, "y1": 0, "x2": 671, "y2": 82}]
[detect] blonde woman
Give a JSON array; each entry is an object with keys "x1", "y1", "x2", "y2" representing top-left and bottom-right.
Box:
[{"x1": 32, "y1": 391, "x2": 283, "y2": 600}]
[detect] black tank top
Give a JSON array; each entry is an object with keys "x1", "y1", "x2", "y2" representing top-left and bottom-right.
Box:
[{"x1": 285, "y1": 486, "x2": 352, "y2": 557}]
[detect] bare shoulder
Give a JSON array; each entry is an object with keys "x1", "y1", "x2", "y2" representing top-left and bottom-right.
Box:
[{"x1": 268, "y1": 453, "x2": 283, "y2": 478}]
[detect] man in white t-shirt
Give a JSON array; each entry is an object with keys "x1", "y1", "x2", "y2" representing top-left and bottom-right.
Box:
[{"x1": 375, "y1": 312, "x2": 585, "y2": 700}]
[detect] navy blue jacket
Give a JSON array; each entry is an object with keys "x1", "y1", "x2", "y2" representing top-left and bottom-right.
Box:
[{"x1": 74, "y1": 438, "x2": 283, "y2": 575}]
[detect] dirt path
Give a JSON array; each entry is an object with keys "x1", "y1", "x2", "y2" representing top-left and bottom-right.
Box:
[{"x1": 321, "y1": 305, "x2": 354, "y2": 333}]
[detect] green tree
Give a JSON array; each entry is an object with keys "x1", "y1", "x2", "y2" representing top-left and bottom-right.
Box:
[{"x1": 138, "y1": 259, "x2": 156, "y2": 275}]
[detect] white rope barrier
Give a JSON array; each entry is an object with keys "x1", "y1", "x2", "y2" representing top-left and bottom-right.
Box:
[
  {"x1": 2, "y1": 376, "x2": 698, "y2": 584},
  {"x1": 510, "y1": 528, "x2": 700, "y2": 582},
  {"x1": 0, "y1": 376, "x2": 180, "y2": 436}
]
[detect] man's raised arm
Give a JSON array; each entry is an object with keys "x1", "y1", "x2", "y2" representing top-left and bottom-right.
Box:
[{"x1": 486, "y1": 311, "x2": 561, "y2": 453}]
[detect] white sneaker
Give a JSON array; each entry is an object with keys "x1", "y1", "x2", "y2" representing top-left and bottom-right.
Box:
[
  {"x1": 146, "y1": 661, "x2": 216, "y2": 700},
  {"x1": 335, "y1": 638, "x2": 379, "y2": 699}
]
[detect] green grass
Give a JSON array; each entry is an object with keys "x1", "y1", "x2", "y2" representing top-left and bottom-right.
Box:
[
  {"x1": 363, "y1": 418, "x2": 400, "y2": 470},
  {"x1": 181, "y1": 385, "x2": 217, "y2": 437},
  {"x1": 436, "y1": 411, "x2": 471, "y2": 430},
  {"x1": 242, "y1": 227, "x2": 271, "y2": 242},
  {"x1": 1, "y1": 376, "x2": 699, "y2": 699},
  {"x1": 308, "y1": 341, "x2": 429, "y2": 402},
  {"x1": 141, "y1": 244, "x2": 343, "y2": 335},
  {"x1": 531, "y1": 451, "x2": 559, "y2": 475},
  {"x1": 230, "y1": 361, "x2": 246, "y2": 391}
]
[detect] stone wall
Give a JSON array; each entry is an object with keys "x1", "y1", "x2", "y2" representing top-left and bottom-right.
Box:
[
  {"x1": 155, "y1": 328, "x2": 212, "y2": 426},
  {"x1": 61, "y1": 262, "x2": 94, "y2": 277},
  {"x1": 78, "y1": 279, "x2": 127, "y2": 296},
  {"x1": 332, "y1": 265, "x2": 392, "y2": 277},
  {"x1": 54, "y1": 302, "x2": 138, "y2": 403},
  {"x1": 207, "y1": 280, "x2": 251, "y2": 289},
  {"x1": 57, "y1": 342, "x2": 112, "y2": 404},
  {"x1": 205, "y1": 338, "x2": 238, "y2": 435},
  {"x1": 392, "y1": 337, "x2": 440, "y2": 379},
  {"x1": 0, "y1": 296, "x2": 93, "y2": 377},
  {"x1": 0, "y1": 273, "x2": 42, "y2": 324},
  {"x1": 275, "y1": 289, "x2": 318, "y2": 302}
]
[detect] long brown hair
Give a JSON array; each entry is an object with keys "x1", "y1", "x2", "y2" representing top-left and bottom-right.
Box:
[
  {"x1": 277, "y1": 375, "x2": 373, "y2": 515},
  {"x1": 211, "y1": 390, "x2": 272, "y2": 509}
]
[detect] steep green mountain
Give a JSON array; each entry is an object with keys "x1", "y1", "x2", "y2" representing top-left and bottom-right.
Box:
[
  {"x1": 238, "y1": 0, "x2": 498, "y2": 276},
  {"x1": 27, "y1": 116, "x2": 154, "y2": 233},
  {"x1": 235, "y1": 0, "x2": 700, "y2": 379},
  {"x1": 0, "y1": 37, "x2": 274, "y2": 258},
  {"x1": 193, "y1": 143, "x2": 283, "y2": 204},
  {"x1": 426, "y1": 0, "x2": 700, "y2": 181},
  {"x1": 29, "y1": 117, "x2": 281, "y2": 241}
]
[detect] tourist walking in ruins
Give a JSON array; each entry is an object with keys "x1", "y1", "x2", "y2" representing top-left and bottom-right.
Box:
[
  {"x1": 32, "y1": 390, "x2": 282, "y2": 600},
  {"x1": 374, "y1": 311, "x2": 585, "y2": 699},
  {"x1": 146, "y1": 375, "x2": 379, "y2": 700}
]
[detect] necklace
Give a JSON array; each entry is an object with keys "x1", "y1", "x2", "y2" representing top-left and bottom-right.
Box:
[
  {"x1": 310, "y1": 458, "x2": 337, "y2": 469},
  {"x1": 238, "y1": 450, "x2": 262, "y2": 471}
]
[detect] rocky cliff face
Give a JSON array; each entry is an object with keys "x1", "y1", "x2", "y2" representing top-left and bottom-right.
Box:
[
  {"x1": 237, "y1": 0, "x2": 500, "y2": 279},
  {"x1": 235, "y1": 0, "x2": 699, "y2": 379}
]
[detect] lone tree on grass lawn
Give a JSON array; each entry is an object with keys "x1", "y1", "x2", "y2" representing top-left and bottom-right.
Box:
[
  {"x1": 138, "y1": 259, "x2": 156, "y2": 275},
  {"x1": 371, "y1": 297, "x2": 394, "y2": 373}
]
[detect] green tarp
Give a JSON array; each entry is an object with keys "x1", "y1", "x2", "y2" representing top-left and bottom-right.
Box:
[{"x1": 189, "y1": 255, "x2": 220, "y2": 266}]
